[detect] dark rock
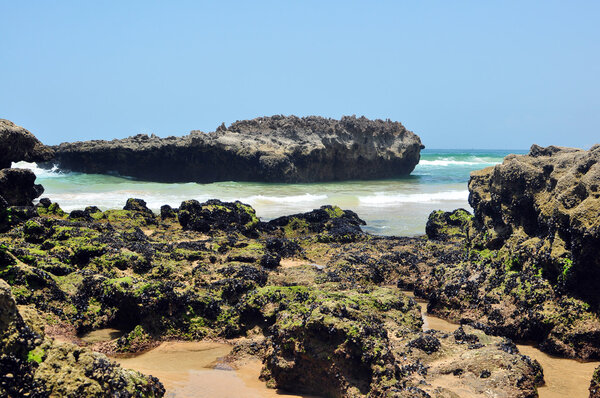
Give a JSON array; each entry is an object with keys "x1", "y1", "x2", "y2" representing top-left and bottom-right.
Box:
[
  {"x1": 454, "y1": 327, "x2": 480, "y2": 345},
  {"x1": 0, "y1": 168, "x2": 44, "y2": 206},
  {"x1": 69, "y1": 210, "x2": 93, "y2": 222},
  {"x1": 124, "y1": 198, "x2": 154, "y2": 215},
  {"x1": 0, "y1": 119, "x2": 54, "y2": 169},
  {"x1": 0, "y1": 196, "x2": 8, "y2": 232},
  {"x1": 84, "y1": 206, "x2": 102, "y2": 215},
  {"x1": 266, "y1": 205, "x2": 366, "y2": 242},
  {"x1": 591, "y1": 366, "x2": 600, "y2": 398},
  {"x1": 408, "y1": 334, "x2": 441, "y2": 354},
  {"x1": 49, "y1": 115, "x2": 424, "y2": 183},
  {"x1": 265, "y1": 238, "x2": 301, "y2": 258},
  {"x1": 160, "y1": 204, "x2": 176, "y2": 218},
  {"x1": 23, "y1": 218, "x2": 50, "y2": 243},
  {"x1": 38, "y1": 198, "x2": 52, "y2": 208},
  {"x1": 425, "y1": 208, "x2": 472, "y2": 241},
  {"x1": 5, "y1": 206, "x2": 37, "y2": 224},
  {"x1": 261, "y1": 253, "x2": 281, "y2": 269},
  {"x1": 178, "y1": 199, "x2": 259, "y2": 237}
]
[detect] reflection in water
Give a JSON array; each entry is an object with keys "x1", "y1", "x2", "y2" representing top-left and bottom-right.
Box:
[
  {"x1": 408, "y1": 293, "x2": 599, "y2": 398},
  {"x1": 113, "y1": 341, "x2": 318, "y2": 398}
]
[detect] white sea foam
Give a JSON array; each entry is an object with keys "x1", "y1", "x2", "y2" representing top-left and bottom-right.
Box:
[
  {"x1": 418, "y1": 158, "x2": 498, "y2": 167},
  {"x1": 39, "y1": 191, "x2": 213, "y2": 212},
  {"x1": 11, "y1": 161, "x2": 66, "y2": 178},
  {"x1": 239, "y1": 193, "x2": 328, "y2": 204},
  {"x1": 358, "y1": 190, "x2": 468, "y2": 206}
]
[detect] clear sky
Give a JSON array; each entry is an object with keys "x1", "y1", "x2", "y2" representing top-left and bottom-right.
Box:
[{"x1": 1, "y1": 1, "x2": 598, "y2": 149}]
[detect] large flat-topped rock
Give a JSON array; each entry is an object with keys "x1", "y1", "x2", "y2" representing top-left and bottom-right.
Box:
[{"x1": 49, "y1": 115, "x2": 424, "y2": 183}]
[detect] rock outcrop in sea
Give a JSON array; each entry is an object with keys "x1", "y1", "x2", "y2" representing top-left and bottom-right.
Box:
[
  {"x1": 0, "y1": 119, "x2": 54, "y2": 169},
  {"x1": 0, "y1": 120, "x2": 50, "y2": 228},
  {"x1": 48, "y1": 115, "x2": 424, "y2": 183}
]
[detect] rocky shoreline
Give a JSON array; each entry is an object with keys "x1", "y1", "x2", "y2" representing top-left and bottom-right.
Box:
[
  {"x1": 1, "y1": 120, "x2": 600, "y2": 397},
  {"x1": 0, "y1": 196, "x2": 545, "y2": 397},
  {"x1": 46, "y1": 115, "x2": 424, "y2": 183}
]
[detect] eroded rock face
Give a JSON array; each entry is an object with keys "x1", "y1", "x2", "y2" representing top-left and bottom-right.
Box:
[
  {"x1": 398, "y1": 208, "x2": 600, "y2": 361},
  {"x1": 0, "y1": 168, "x2": 44, "y2": 206},
  {"x1": 265, "y1": 205, "x2": 367, "y2": 243},
  {"x1": 49, "y1": 115, "x2": 424, "y2": 183},
  {"x1": 0, "y1": 120, "x2": 48, "y2": 210},
  {"x1": 0, "y1": 119, "x2": 54, "y2": 169},
  {"x1": 469, "y1": 144, "x2": 600, "y2": 306}
]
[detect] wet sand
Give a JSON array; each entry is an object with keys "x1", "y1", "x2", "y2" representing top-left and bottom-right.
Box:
[
  {"x1": 113, "y1": 341, "x2": 318, "y2": 398},
  {"x1": 80, "y1": 328, "x2": 125, "y2": 344},
  {"x1": 408, "y1": 294, "x2": 599, "y2": 398},
  {"x1": 90, "y1": 289, "x2": 598, "y2": 398}
]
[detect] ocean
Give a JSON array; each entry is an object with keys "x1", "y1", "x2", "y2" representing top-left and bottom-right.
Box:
[{"x1": 12, "y1": 149, "x2": 526, "y2": 236}]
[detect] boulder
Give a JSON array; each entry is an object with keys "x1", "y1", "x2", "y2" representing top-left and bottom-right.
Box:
[
  {"x1": 124, "y1": 198, "x2": 154, "y2": 215},
  {"x1": 469, "y1": 144, "x2": 600, "y2": 305},
  {"x1": 178, "y1": 199, "x2": 260, "y2": 236},
  {"x1": 49, "y1": 115, "x2": 424, "y2": 183},
  {"x1": 425, "y1": 208, "x2": 472, "y2": 241},
  {"x1": 0, "y1": 119, "x2": 54, "y2": 169},
  {"x1": 266, "y1": 205, "x2": 366, "y2": 242},
  {"x1": 0, "y1": 168, "x2": 44, "y2": 206}
]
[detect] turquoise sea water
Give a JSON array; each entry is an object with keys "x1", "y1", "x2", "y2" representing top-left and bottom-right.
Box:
[{"x1": 13, "y1": 149, "x2": 526, "y2": 236}]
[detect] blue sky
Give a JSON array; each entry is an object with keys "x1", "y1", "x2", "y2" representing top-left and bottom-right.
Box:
[{"x1": 1, "y1": 1, "x2": 598, "y2": 149}]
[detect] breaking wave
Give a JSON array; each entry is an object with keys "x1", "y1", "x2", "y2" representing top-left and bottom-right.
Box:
[{"x1": 358, "y1": 190, "x2": 468, "y2": 206}]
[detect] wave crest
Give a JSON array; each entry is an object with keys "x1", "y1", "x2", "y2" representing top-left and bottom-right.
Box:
[
  {"x1": 418, "y1": 157, "x2": 499, "y2": 167},
  {"x1": 240, "y1": 193, "x2": 328, "y2": 204},
  {"x1": 359, "y1": 190, "x2": 468, "y2": 205},
  {"x1": 11, "y1": 161, "x2": 67, "y2": 178}
]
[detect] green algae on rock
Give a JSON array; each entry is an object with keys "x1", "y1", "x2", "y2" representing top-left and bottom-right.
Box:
[
  {"x1": 0, "y1": 279, "x2": 164, "y2": 397},
  {"x1": 469, "y1": 144, "x2": 600, "y2": 306},
  {"x1": 0, "y1": 196, "x2": 545, "y2": 397}
]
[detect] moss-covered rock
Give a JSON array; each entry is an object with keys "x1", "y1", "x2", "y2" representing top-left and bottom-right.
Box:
[
  {"x1": 178, "y1": 199, "x2": 260, "y2": 237},
  {"x1": 0, "y1": 197, "x2": 548, "y2": 397},
  {"x1": 266, "y1": 205, "x2": 367, "y2": 242},
  {"x1": 0, "y1": 279, "x2": 164, "y2": 397},
  {"x1": 469, "y1": 145, "x2": 600, "y2": 305},
  {"x1": 425, "y1": 208, "x2": 473, "y2": 241}
]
